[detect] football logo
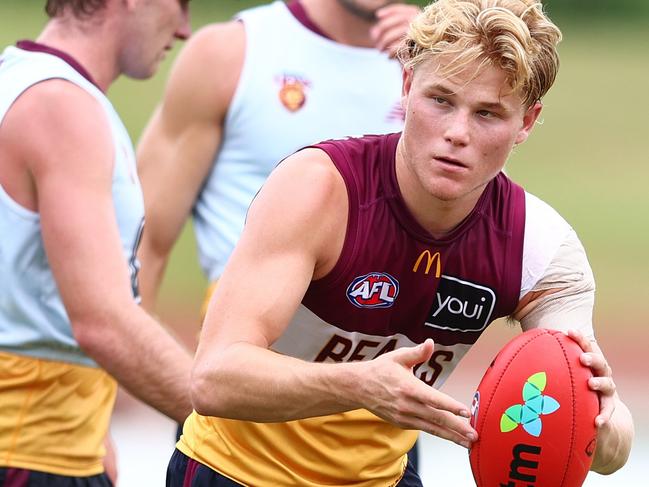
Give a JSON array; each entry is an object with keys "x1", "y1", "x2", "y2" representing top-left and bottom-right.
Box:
[
  {"x1": 470, "y1": 391, "x2": 480, "y2": 429},
  {"x1": 500, "y1": 372, "x2": 560, "y2": 437},
  {"x1": 346, "y1": 272, "x2": 399, "y2": 309}
]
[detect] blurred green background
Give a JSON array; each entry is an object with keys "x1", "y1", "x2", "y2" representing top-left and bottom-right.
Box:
[{"x1": 1, "y1": 0, "x2": 647, "y2": 332}]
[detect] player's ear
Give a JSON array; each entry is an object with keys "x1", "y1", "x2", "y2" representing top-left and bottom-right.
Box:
[
  {"x1": 515, "y1": 101, "x2": 543, "y2": 145},
  {"x1": 401, "y1": 67, "x2": 414, "y2": 112}
]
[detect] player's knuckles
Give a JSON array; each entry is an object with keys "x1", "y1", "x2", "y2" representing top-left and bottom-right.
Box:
[
  {"x1": 601, "y1": 378, "x2": 616, "y2": 395},
  {"x1": 589, "y1": 377, "x2": 603, "y2": 390},
  {"x1": 387, "y1": 394, "x2": 419, "y2": 420},
  {"x1": 389, "y1": 405, "x2": 420, "y2": 427}
]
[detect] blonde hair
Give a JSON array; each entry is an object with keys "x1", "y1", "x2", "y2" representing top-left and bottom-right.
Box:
[{"x1": 397, "y1": 0, "x2": 562, "y2": 107}]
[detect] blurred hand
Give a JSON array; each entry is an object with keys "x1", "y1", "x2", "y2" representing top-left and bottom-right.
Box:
[
  {"x1": 371, "y1": 4, "x2": 421, "y2": 58},
  {"x1": 103, "y1": 433, "x2": 118, "y2": 486},
  {"x1": 361, "y1": 339, "x2": 477, "y2": 448}
]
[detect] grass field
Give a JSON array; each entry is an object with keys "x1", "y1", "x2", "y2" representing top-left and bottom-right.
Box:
[{"x1": 2, "y1": 2, "x2": 648, "y2": 485}]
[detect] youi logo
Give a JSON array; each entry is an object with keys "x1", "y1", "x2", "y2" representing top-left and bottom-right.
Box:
[
  {"x1": 346, "y1": 272, "x2": 399, "y2": 309},
  {"x1": 500, "y1": 372, "x2": 560, "y2": 437}
]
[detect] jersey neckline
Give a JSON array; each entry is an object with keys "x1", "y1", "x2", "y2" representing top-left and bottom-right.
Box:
[
  {"x1": 380, "y1": 133, "x2": 492, "y2": 245},
  {"x1": 16, "y1": 40, "x2": 100, "y2": 91},
  {"x1": 286, "y1": 0, "x2": 332, "y2": 40}
]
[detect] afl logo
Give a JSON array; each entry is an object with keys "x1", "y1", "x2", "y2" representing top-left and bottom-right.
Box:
[
  {"x1": 346, "y1": 272, "x2": 399, "y2": 309},
  {"x1": 470, "y1": 391, "x2": 480, "y2": 429}
]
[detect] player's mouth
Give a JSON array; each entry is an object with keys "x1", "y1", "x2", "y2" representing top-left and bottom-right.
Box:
[{"x1": 434, "y1": 155, "x2": 469, "y2": 170}]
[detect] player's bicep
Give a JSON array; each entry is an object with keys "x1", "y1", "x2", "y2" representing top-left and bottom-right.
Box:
[
  {"x1": 199, "y1": 150, "x2": 346, "y2": 350},
  {"x1": 137, "y1": 22, "x2": 244, "y2": 252},
  {"x1": 24, "y1": 84, "x2": 135, "y2": 323}
]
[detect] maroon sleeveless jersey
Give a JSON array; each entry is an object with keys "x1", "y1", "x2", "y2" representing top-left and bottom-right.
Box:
[
  {"x1": 176, "y1": 133, "x2": 528, "y2": 485},
  {"x1": 281, "y1": 132, "x2": 526, "y2": 385}
]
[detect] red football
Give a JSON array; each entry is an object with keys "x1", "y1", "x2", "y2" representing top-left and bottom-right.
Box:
[{"x1": 469, "y1": 328, "x2": 599, "y2": 487}]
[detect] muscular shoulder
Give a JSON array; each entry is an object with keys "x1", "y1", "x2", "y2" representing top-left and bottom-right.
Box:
[
  {"x1": 247, "y1": 148, "x2": 348, "y2": 275},
  {"x1": 160, "y1": 21, "x2": 245, "y2": 125},
  {"x1": 3, "y1": 79, "x2": 113, "y2": 175},
  {"x1": 176, "y1": 21, "x2": 244, "y2": 75},
  {"x1": 253, "y1": 148, "x2": 346, "y2": 221}
]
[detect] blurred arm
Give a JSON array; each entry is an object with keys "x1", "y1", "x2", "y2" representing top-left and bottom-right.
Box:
[
  {"x1": 136, "y1": 21, "x2": 244, "y2": 311},
  {"x1": 8, "y1": 80, "x2": 192, "y2": 423},
  {"x1": 191, "y1": 149, "x2": 476, "y2": 447}
]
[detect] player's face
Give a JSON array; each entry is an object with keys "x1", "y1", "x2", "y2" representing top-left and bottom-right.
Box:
[
  {"x1": 120, "y1": 0, "x2": 191, "y2": 79},
  {"x1": 398, "y1": 56, "x2": 541, "y2": 206},
  {"x1": 336, "y1": 0, "x2": 399, "y2": 20}
]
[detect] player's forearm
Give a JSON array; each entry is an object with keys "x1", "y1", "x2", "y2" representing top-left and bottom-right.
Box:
[
  {"x1": 137, "y1": 241, "x2": 169, "y2": 312},
  {"x1": 590, "y1": 397, "x2": 634, "y2": 474},
  {"x1": 191, "y1": 342, "x2": 363, "y2": 421},
  {"x1": 75, "y1": 304, "x2": 193, "y2": 423}
]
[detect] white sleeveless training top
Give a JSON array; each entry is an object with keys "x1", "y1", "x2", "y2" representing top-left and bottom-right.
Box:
[
  {"x1": 0, "y1": 45, "x2": 144, "y2": 367},
  {"x1": 192, "y1": 1, "x2": 405, "y2": 281}
]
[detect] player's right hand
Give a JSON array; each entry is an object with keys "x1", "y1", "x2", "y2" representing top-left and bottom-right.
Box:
[
  {"x1": 371, "y1": 3, "x2": 421, "y2": 58},
  {"x1": 359, "y1": 339, "x2": 477, "y2": 448}
]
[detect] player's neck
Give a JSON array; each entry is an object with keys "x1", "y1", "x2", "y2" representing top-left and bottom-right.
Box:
[
  {"x1": 37, "y1": 19, "x2": 120, "y2": 92},
  {"x1": 299, "y1": 0, "x2": 375, "y2": 47}
]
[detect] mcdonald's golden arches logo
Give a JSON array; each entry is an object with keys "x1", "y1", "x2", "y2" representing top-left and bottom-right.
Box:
[{"x1": 413, "y1": 250, "x2": 442, "y2": 277}]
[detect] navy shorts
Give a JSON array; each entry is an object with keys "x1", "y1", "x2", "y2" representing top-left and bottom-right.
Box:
[
  {"x1": 167, "y1": 449, "x2": 422, "y2": 487},
  {"x1": 0, "y1": 468, "x2": 112, "y2": 487}
]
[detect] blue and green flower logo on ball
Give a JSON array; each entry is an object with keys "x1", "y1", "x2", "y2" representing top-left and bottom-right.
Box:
[{"x1": 500, "y1": 372, "x2": 560, "y2": 437}]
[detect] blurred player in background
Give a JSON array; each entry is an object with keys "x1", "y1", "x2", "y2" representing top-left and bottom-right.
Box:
[
  {"x1": 0, "y1": 0, "x2": 192, "y2": 485},
  {"x1": 136, "y1": 0, "x2": 421, "y2": 467},
  {"x1": 166, "y1": 0, "x2": 634, "y2": 485}
]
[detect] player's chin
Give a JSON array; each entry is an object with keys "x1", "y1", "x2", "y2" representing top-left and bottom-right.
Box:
[
  {"x1": 126, "y1": 55, "x2": 164, "y2": 80},
  {"x1": 425, "y1": 182, "x2": 468, "y2": 203}
]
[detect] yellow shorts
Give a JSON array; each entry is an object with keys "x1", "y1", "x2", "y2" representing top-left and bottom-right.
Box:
[{"x1": 0, "y1": 351, "x2": 116, "y2": 476}]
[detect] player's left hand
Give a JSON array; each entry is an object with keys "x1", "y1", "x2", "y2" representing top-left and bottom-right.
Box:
[
  {"x1": 566, "y1": 329, "x2": 616, "y2": 429},
  {"x1": 371, "y1": 4, "x2": 421, "y2": 58},
  {"x1": 567, "y1": 329, "x2": 635, "y2": 474}
]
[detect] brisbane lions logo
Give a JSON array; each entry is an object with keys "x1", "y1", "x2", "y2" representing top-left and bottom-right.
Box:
[
  {"x1": 277, "y1": 74, "x2": 310, "y2": 112},
  {"x1": 346, "y1": 272, "x2": 399, "y2": 309}
]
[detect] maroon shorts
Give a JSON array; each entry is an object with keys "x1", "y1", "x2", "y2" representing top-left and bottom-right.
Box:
[
  {"x1": 167, "y1": 449, "x2": 422, "y2": 487},
  {"x1": 0, "y1": 468, "x2": 111, "y2": 487}
]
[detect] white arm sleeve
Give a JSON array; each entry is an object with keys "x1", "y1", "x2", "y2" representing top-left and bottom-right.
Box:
[
  {"x1": 519, "y1": 229, "x2": 596, "y2": 338},
  {"x1": 518, "y1": 192, "x2": 596, "y2": 338}
]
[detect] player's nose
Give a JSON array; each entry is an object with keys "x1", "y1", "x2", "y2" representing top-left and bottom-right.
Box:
[{"x1": 174, "y1": 8, "x2": 191, "y2": 41}]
